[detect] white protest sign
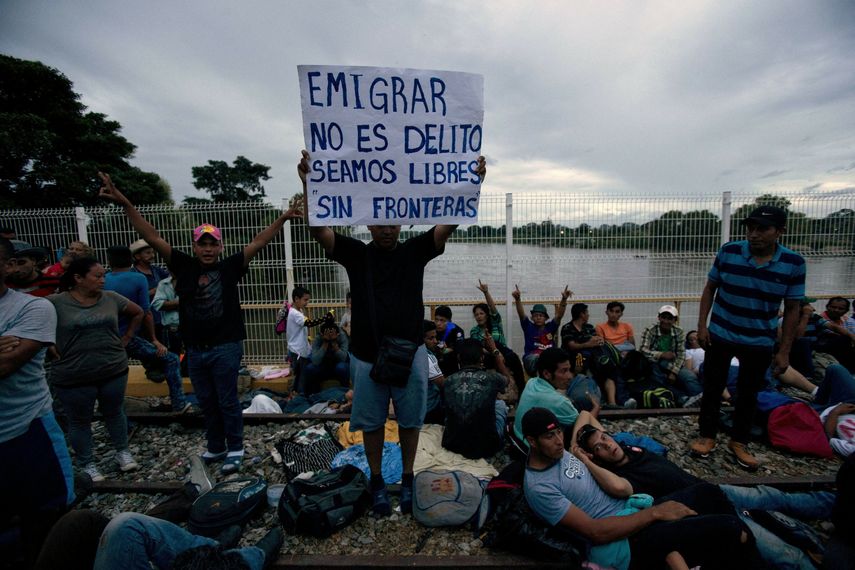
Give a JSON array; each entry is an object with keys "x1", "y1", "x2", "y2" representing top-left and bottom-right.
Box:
[{"x1": 297, "y1": 65, "x2": 484, "y2": 226}]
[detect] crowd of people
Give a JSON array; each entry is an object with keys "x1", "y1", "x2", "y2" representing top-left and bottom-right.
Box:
[{"x1": 1, "y1": 159, "x2": 854, "y2": 568}]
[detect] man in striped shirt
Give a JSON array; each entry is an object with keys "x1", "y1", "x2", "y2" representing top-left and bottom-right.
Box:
[{"x1": 691, "y1": 205, "x2": 806, "y2": 470}]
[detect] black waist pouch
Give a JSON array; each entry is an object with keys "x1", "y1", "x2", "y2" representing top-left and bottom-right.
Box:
[
  {"x1": 370, "y1": 336, "x2": 417, "y2": 387},
  {"x1": 188, "y1": 477, "x2": 267, "y2": 537}
]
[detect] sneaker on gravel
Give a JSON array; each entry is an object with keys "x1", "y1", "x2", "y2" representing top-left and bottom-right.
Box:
[
  {"x1": 188, "y1": 455, "x2": 213, "y2": 494},
  {"x1": 727, "y1": 440, "x2": 760, "y2": 472},
  {"x1": 115, "y1": 449, "x2": 139, "y2": 472},
  {"x1": 683, "y1": 394, "x2": 703, "y2": 408},
  {"x1": 689, "y1": 437, "x2": 717, "y2": 458},
  {"x1": 174, "y1": 401, "x2": 194, "y2": 414},
  {"x1": 83, "y1": 463, "x2": 105, "y2": 482}
]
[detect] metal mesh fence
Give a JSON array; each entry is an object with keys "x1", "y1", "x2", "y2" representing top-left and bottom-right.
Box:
[{"x1": 2, "y1": 189, "x2": 853, "y2": 361}]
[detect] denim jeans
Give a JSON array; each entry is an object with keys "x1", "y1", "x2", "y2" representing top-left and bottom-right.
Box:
[
  {"x1": 187, "y1": 342, "x2": 244, "y2": 453},
  {"x1": 649, "y1": 360, "x2": 703, "y2": 403},
  {"x1": 814, "y1": 364, "x2": 855, "y2": 407},
  {"x1": 93, "y1": 512, "x2": 264, "y2": 570},
  {"x1": 719, "y1": 484, "x2": 835, "y2": 569},
  {"x1": 126, "y1": 336, "x2": 187, "y2": 411},
  {"x1": 54, "y1": 373, "x2": 129, "y2": 466}
]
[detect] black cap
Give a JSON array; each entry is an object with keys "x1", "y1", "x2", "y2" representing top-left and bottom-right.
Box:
[
  {"x1": 12, "y1": 245, "x2": 50, "y2": 261},
  {"x1": 743, "y1": 205, "x2": 787, "y2": 229},
  {"x1": 521, "y1": 407, "x2": 560, "y2": 439},
  {"x1": 576, "y1": 424, "x2": 602, "y2": 451}
]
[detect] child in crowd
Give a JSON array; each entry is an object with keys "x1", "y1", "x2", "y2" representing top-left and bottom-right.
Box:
[
  {"x1": 513, "y1": 284, "x2": 572, "y2": 376},
  {"x1": 286, "y1": 286, "x2": 332, "y2": 395}
]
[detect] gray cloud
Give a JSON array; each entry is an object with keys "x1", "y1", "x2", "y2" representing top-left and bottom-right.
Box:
[{"x1": 1, "y1": 0, "x2": 854, "y2": 204}]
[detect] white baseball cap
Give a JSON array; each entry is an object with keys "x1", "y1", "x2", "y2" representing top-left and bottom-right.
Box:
[{"x1": 658, "y1": 305, "x2": 679, "y2": 317}]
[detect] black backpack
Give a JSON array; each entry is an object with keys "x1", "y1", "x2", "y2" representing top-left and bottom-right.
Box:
[
  {"x1": 188, "y1": 477, "x2": 268, "y2": 537},
  {"x1": 277, "y1": 464, "x2": 371, "y2": 537}
]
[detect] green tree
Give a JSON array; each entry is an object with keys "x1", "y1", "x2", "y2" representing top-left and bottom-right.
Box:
[
  {"x1": 0, "y1": 54, "x2": 170, "y2": 208},
  {"x1": 189, "y1": 156, "x2": 271, "y2": 203}
]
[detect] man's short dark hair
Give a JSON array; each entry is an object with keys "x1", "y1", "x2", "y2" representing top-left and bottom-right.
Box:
[
  {"x1": 456, "y1": 338, "x2": 483, "y2": 367},
  {"x1": 423, "y1": 319, "x2": 437, "y2": 334},
  {"x1": 292, "y1": 286, "x2": 310, "y2": 300},
  {"x1": 106, "y1": 246, "x2": 133, "y2": 269},
  {"x1": 536, "y1": 347, "x2": 570, "y2": 378},
  {"x1": 827, "y1": 297, "x2": 850, "y2": 311},
  {"x1": 570, "y1": 303, "x2": 588, "y2": 320},
  {"x1": 606, "y1": 301, "x2": 625, "y2": 312},
  {"x1": 0, "y1": 237, "x2": 14, "y2": 261},
  {"x1": 435, "y1": 305, "x2": 452, "y2": 320},
  {"x1": 320, "y1": 321, "x2": 339, "y2": 334}
]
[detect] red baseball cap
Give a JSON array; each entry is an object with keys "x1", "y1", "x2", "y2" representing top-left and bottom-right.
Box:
[{"x1": 192, "y1": 224, "x2": 222, "y2": 242}]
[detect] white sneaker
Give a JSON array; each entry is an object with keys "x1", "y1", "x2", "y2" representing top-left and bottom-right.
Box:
[
  {"x1": 83, "y1": 463, "x2": 105, "y2": 482},
  {"x1": 623, "y1": 398, "x2": 638, "y2": 409},
  {"x1": 115, "y1": 449, "x2": 139, "y2": 472}
]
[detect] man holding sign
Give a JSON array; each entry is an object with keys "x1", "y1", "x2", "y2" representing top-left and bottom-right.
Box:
[{"x1": 296, "y1": 64, "x2": 486, "y2": 517}]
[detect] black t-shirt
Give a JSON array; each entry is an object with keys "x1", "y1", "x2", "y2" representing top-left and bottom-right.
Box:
[
  {"x1": 329, "y1": 229, "x2": 441, "y2": 362},
  {"x1": 561, "y1": 321, "x2": 596, "y2": 352},
  {"x1": 442, "y1": 367, "x2": 507, "y2": 459},
  {"x1": 610, "y1": 444, "x2": 702, "y2": 498},
  {"x1": 168, "y1": 249, "x2": 248, "y2": 347}
]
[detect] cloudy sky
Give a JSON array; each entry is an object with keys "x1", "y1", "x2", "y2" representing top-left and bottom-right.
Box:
[{"x1": 2, "y1": 0, "x2": 854, "y2": 205}]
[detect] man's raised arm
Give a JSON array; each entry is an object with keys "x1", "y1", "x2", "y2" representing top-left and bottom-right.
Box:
[
  {"x1": 433, "y1": 155, "x2": 486, "y2": 250},
  {"x1": 298, "y1": 151, "x2": 336, "y2": 254},
  {"x1": 98, "y1": 172, "x2": 173, "y2": 263}
]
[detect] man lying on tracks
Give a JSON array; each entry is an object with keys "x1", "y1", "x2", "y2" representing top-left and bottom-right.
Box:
[
  {"x1": 522, "y1": 407, "x2": 755, "y2": 570},
  {"x1": 574, "y1": 410, "x2": 834, "y2": 569}
]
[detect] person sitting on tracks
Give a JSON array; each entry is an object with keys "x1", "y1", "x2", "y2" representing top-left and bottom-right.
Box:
[
  {"x1": 790, "y1": 297, "x2": 855, "y2": 381},
  {"x1": 513, "y1": 347, "x2": 581, "y2": 447},
  {"x1": 422, "y1": 320, "x2": 446, "y2": 425},
  {"x1": 513, "y1": 284, "x2": 571, "y2": 376},
  {"x1": 434, "y1": 304, "x2": 465, "y2": 376},
  {"x1": 97, "y1": 172, "x2": 302, "y2": 476},
  {"x1": 574, "y1": 410, "x2": 834, "y2": 569},
  {"x1": 562, "y1": 302, "x2": 631, "y2": 408},
  {"x1": 595, "y1": 301, "x2": 636, "y2": 354},
  {"x1": 522, "y1": 407, "x2": 754, "y2": 570},
  {"x1": 302, "y1": 320, "x2": 349, "y2": 395},
  {"x1": 441, "y1": 338, "x2": 510, "y2": 459},
  {"x1": 471, "y1": 279, "x2": 525, "y2": 397},
  {"x1": 104, "y1": 245, "x2": 191, "y2": 414},
  {"x1": 639, "y1": 305, "x2": 703, "y2": 407}
]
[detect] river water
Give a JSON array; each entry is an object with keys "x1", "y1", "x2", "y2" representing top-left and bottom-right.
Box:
[{"x1": 418, "y1": 242, "x2": 855, "y2": 354}]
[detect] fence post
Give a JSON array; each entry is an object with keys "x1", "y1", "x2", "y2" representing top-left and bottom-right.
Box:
[
  {"x1": 75, "y1": 206, "x2": 89, "y2": 244},
  {"x1": 505, "y1": 192, "x2": 514, "y2": 349},
  {"x1": 282, "y1": 199, "x2": 295, "y2": 301},
  {"x1": 720, "y1": 191, "x2": 732, "y2": 245}
]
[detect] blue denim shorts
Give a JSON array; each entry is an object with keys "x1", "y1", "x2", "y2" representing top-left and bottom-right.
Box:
[{"x1": 349, "y1": 345, "x2": 428, "y2": 432}]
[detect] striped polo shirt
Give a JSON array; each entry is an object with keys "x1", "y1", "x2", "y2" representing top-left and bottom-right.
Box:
[{"x1": 708, "y1": 240, "x2": 806, "y2": 347}]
